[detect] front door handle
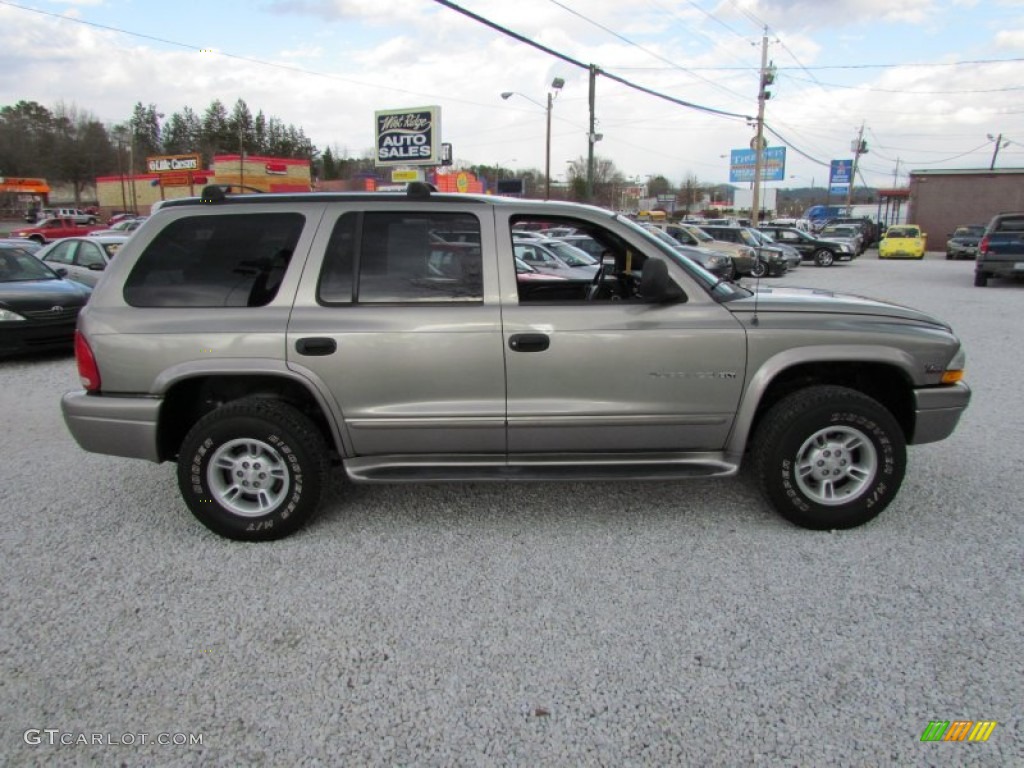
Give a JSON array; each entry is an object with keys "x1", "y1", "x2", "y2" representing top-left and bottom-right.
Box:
[
  {"x1": 295, "y1": 337, "x2": 337, "y2": 356},
  {"x1": 508, "y1": 333, "x2": 550, "y2": 353}
]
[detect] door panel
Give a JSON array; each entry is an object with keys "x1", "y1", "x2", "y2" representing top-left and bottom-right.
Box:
[
  {"x1": 502, "y1": 301, "x2": 747, "y2": 453},
  {"x1": 287, "y1": 203, "x2": 506, "y2": 456}
]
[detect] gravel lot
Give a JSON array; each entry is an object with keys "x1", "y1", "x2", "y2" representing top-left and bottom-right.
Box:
[{"x1": 1, "y1": 252, "x2": 1020, "y2": 766}]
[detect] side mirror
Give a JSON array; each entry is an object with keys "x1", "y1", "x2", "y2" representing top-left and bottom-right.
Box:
[
  {"x1": 55, "y1": 267, "x2": 68, "y2": 277},
  {"x1": 637, "y1": 259, "x2": 684, "y2": 304}
]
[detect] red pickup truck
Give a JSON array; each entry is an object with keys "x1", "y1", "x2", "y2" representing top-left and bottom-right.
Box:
[{"x1": 11, "y1": 217, "x2": 105, "y2": 244}]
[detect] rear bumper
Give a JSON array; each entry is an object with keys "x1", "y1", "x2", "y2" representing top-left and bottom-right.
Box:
[
  {"x1": 61, "y1": 390, "x2": 162, "y2": 462},
  {"x1": 976, "y1": 258, "x2": 1024, "y2": 278},
  {"x1": 912, "y1": 382, "x2": 971, "y2": 445}
]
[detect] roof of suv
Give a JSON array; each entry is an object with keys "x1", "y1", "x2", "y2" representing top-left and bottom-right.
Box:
[{"x1": 157, "y1": 184, "x2": 616, "y2": 217}]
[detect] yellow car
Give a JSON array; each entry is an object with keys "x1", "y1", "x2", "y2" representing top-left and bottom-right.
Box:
[{"x1": 878, "y1": 225, "x2": 927, "y2": 259}]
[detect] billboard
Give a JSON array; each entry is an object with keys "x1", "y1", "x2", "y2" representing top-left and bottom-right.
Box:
[
  {"x1": 729, "y1": 147, "x2": 786, "y2": 183},
  {"x1": 146, "y1": 154, "x2": 201, "y2": 173},
  {"x1": 375, "y1": 106, "x2": 442, "y2": 167},
  {"x1": 830, "y1": 159, "x2": 852, "y2": 193}
]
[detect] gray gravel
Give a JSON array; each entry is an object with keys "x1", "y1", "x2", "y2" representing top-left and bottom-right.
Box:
[{"x1": 1, "y1": 253, "x2": 1021, "y2": 766}]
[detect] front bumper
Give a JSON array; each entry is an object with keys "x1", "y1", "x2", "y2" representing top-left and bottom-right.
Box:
[
  {"x1": 61, "y1": 391, "x2": 163, "y2": 462},
  {"x1": 912, "y1": 382, "x2": 971, "y2": 444},
  {"x1": 947, "y1": 242, "x2": 978, "y2": 258}
]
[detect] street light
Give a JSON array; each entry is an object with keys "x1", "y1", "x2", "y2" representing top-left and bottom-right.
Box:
[{"x1": 501, "y1": 77, "x2": 565, "y2": 198}]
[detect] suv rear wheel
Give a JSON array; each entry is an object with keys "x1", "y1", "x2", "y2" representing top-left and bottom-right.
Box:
[
  {"x1": 177, "y1": 398, "x2": 329, "y2": 540},
  {"x1": 752, "y1": 385, "x2": 906, "y2": 530}
]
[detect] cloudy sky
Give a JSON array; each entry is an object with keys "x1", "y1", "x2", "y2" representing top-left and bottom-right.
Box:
[{"x1": 3, "y1": 0, "x2": 1023, "y2": 190}]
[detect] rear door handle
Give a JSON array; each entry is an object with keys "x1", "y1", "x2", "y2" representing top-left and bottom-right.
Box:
[
  {"x1": 295, "y1": 337, "x2": 337, "y2": 356},
  {"x1": 508, "y1": 333, "x2": 550, "y2": 353}
]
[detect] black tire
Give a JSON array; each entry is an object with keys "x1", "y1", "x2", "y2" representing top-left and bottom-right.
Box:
[
  {"x1": 752, "y1": 385, "x2": 907, "y2": 530},
  {"x1": 813, "y1": 248, "x2": 835, "y2": 267},
  {"x1": 974, "y1": 271, "x2": 988, "y2": 287},
  {"x1": 749, "y1": 259, "x2": 768, "y2": 278},
  {"x1": 177, "y1": 398, "x2": 329, "y2": 541}
]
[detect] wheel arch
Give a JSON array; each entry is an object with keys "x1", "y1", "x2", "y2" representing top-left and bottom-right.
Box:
[
  {"x1": 726, "y1": 349, "x2": 917, "y2": 459},
  {"x1": 155, "y1": 368, "x2": 347, "y2": 463}
]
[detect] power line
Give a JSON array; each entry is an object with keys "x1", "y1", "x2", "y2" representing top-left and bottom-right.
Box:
[
  {"x1": 432, "y1": 0, "x2": 754, "y2": 121},
  {"x1": 547, "y1": 0, "x2": 751, "y2": 102},
  {"x1": 784, "y1": 73, "x2": 1024, "y2": 95}
]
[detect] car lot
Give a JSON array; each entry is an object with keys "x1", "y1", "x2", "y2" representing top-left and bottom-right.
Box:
[{"x1": 0, "y1": 252, "x2": 1020, "y2": 765}]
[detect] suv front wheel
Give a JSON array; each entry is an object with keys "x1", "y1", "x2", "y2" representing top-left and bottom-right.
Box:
[
  {"x1": 177, "y1": 398, "x2": 329, "y2": 540},
  {"x1": 752, "y1": 386, "x2": 907, "y2": 530}
]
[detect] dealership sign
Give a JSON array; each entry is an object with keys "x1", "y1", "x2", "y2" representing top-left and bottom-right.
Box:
[
  {"x1": 829, "y1": 159, "x2": 853, "y2": 193},
  {"x1": 146, "y1": 154, "x2": 201, "y2": 173},
  {"x1": 375, "y1": 106, "x2": 441, "y2": 166},
  {"x1": 729, "y1": 147, "x2": 786, "y2": 183}
]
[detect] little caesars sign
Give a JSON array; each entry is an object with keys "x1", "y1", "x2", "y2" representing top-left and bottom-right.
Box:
[{"x1": 375, "y1": 106, "x2": 441, "y2": 167}]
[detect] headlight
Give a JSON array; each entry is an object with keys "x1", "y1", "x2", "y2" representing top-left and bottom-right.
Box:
[
  {"x1": 839, "y1": 244, "x2": 852, "y2": 252},
  {"x1": 0, "y1": 308, "x2": 28, "y2": 322}
]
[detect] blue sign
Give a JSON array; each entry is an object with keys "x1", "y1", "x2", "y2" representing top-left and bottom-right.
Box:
[
  {"x1": 729, "y1": 146, "x2": 787, "y2": 183},
  {"x1": 830, "y1": 159, "x2": 852, "y2": 192}
]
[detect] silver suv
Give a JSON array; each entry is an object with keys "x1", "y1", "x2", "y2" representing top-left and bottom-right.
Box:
[{"x1": 62, "y1": 185, "x2": 971, "y2": 540}]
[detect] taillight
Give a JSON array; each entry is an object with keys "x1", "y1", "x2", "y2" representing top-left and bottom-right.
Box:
[
  {"x1": 74, "y1": 331, "x2": 101, "y2": 391},
  {"x1": 979, "y1": 235, "x2": 990, "y2": 255}
]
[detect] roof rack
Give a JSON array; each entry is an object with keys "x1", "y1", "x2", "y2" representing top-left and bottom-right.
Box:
[
  {"x1": 199, "y1": 184, "x2": 265, "y2": 203},
  {"x1": 406, "y1": 181, "x2": 437, "y2": 200}
]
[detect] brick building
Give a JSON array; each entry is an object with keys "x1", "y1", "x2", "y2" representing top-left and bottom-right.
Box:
[{"x1": 908, "y1": 168, "x2": 1024, "y2": 243}]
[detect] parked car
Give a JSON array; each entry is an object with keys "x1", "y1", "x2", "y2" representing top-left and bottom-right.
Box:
[
  {"x1": 37, "y1": 235, "x2": 131, "y2": 287},
  {"x1": 975, "y1": 212, "x2": 1024, "y2": 286},
  {"x1": 53, "y1": 208, "x2": 99, "y2": 225},
  {"x1": 513, "y1": 241, "x2": 597, "y2": 279},
  {"x1": 61, "y1": 183, "x2": 970, "y2": 540},
  {"x1": 87, "y1": 217, "x2": 148, "y2": 238},
  {"x1": 818, "y1": 223, "x2": 865, "y2": 255},
  {"x1": 878, "y1": 225, "x2": 927, "y2": 260},
  {"x1": 639, "y1": 225, "x2": 735, "y2": 280},
  {"x1": 107, "y1": 212, "x2": 138, "y2": 226},
  {"x1": 0, "y1": 242, "x2": 92, "y2": 356},
  {"x1": 823, "y1": 217, "x2": 878, "y2": 249},
  {"x1": 699, "y1": 225, "x2": 789, "y2": 277},
  {"x1": 0, "y1": 238, "x2": 42, "y2": 254},
  {"x1": 9, "y1": 217, "x2": 106, "y2": 244},
  {"x1": 946, "y1": 225, "x2": 985, "y2": 260},
  {"x1": 551, "y1": 233, "x2": 605, "y2": 259},
  {"x1": 747, "y1": 229, "x2": 801, "y2": 271},
  {"x1": 660, "y1": 223, "x2": 759, "y2": 275},
  {"x1": 758, "y1": 226, "x2": 855, "y2": 267},
  {"x1": 532, "y1": 238, "x2": 599, "y2": 271}
]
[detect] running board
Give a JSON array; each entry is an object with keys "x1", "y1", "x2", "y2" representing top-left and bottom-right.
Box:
[{"x1": 344, "y1": 452, "x2": 739, "y2": 483}]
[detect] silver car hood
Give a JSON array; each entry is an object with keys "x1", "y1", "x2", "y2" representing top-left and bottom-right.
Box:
[{"x1": 727, "y1": 285, "x2": 950, "y2": 329}]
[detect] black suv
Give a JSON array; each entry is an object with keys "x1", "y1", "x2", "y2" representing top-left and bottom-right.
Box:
[{"x1": 758, "y1": 226, "x2": 856, "y2": 267}]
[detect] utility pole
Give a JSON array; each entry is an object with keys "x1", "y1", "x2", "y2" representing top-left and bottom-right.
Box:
[
  {"x1": 846, "y1": 121, "x2": 867, "y2": 211},
  {"x1": 988, "y1": 133, "x2": 1006, "y2": 169},
  {"x1": 750, "y1": 28, "x2": 770, "y2": 224}
]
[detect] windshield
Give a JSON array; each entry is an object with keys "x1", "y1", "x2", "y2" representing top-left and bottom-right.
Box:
[
  {"x1": 736, "y1": 229, "x2": 760, "y2": 247},
  {"x1": 954, "y1": 226, "x2": 984, "y2": 237},
  {"x1": 886, "y1": 227, "x2": 919, "y2": 239},
  {"x1": 616, "y1": 215, "x2": 749, "y2": 300},
  {"x1": 684, "y1": 225, "x2": 714, "y2": 243},
  {"x1": 0, "y1": 248, "x2": 60, "y2": 282}
]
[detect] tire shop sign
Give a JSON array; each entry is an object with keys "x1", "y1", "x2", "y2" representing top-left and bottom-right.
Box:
[{"x1": 375, "y1": 106, "x2": 441, "y2": 166}]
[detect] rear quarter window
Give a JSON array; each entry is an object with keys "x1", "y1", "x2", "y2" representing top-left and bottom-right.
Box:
[{"x1": 123, "y1": 213, "x2": 304, "y2": 307}]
